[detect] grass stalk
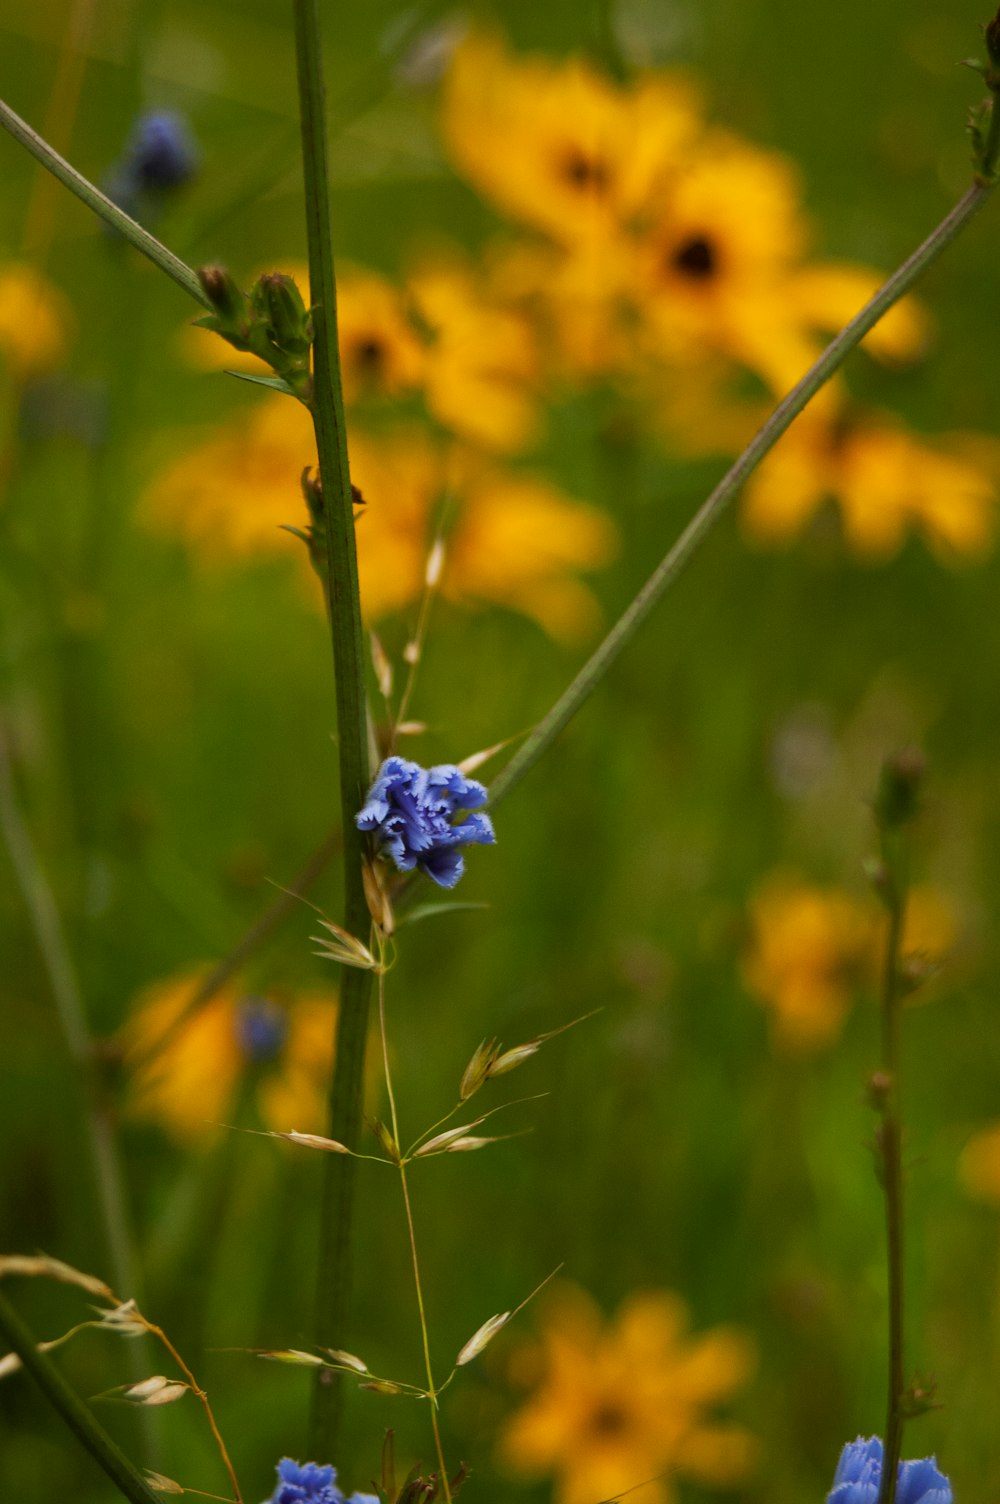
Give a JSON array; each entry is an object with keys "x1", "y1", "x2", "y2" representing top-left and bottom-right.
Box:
[
  {"x1": 376, "y1": 970, "x2": 453, "y2": 1504},
  {"x1": 289, "y1": 0, "x2": 375, "y2": 1458}
]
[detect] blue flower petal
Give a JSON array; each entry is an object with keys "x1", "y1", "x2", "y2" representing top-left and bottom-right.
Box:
[{"x1": 356, "y1": 757, "x2": 495, "y2": 887}]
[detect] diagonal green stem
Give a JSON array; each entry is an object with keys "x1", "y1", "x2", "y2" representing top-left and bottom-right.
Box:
[
  {"x1": 0, "y1": 1289, "x2": 162, "y2": 1504},
  {"x1": 488, "y1": 180, "x2": 995, "y2": 809},
  {"x1": 290, "y1": 0, "x2": 374, "y2": 1459},
  {"x1": 0, "y1": 97, "x2": 209, "y2": 307}
]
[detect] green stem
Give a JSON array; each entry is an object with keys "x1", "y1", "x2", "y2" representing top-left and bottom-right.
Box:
[
  {"x1": 0, "y1": 96, "x2": 208, "y2": 307},
  {"x1": 876, "y1": 831, "x2": 909, "y2": 1504},
  {"x1": 290, "y1": 0, "x2": 374, "y2": 1459},
  {"x1": 488, "y1": 180, "x2": 995, "y2": 810},
  {"x1": 0, "y1": 734, "x2": 140, "y2": 1320},
  {"x1": 0, "y1": 1289, "x2": 162, "y2": 1504}
]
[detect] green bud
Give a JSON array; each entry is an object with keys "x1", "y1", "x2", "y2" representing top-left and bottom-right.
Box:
[
  {"x1": 197, "y1": 264, "x2": 248, "y2": 331},
  {"x1": 873, "y1": 748, "x2": 924, "y2": 829},
  {"x1": 251, "y1": 272, "x2": 313, "y2": 357}
]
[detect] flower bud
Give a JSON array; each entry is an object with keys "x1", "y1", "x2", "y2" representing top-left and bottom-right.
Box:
[
  {"x1": 197, "y1": 265, "x2": 249, "y2": 332},
  {"x1": 873, "y1": 748, "x2": 924, "y2": 829},
  {"x1": 251, "y1": 272, "x2": 313, "y2": 357}
]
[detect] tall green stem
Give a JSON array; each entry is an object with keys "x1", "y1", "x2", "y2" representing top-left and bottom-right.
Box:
[
  {"x1": 0, "y1": 1290, "x2": 161, "y2": 1504},
  {"x1": 488, "y1": 181, "x2": 995, "y2": 809},
  {"x1": 289, "y1": 0, "x2": 374, "y2": 1458},
  {"x1": 875, "y1": 826, "x2": 910, "y2": 1504}
]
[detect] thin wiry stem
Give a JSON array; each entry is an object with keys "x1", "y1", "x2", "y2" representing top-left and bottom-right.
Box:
[
  {"x1": 487, "y1": 180, "x2": 996, "y2": 810},
  {"x1": 376, "y1": 969, "x2": 453, "y2": 1504},
  {"x1": 144, "y1": 1319, "x2": 242, "y2": 1504}
]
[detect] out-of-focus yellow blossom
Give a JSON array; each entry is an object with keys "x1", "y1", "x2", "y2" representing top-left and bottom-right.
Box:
[
  {"x1": 443, "y1": 455, "x2": 618, "y2": 640},
  {"x1": 441, "y1": 29, "x2": 701, "y2": 250},
  {"x1": 959, "y1": 1123, "x2": 1000, "y2": 1203},
  {"x1": 408, "y1": 255, "x2": 540, "y2": 452},
  {"x1": 144, "y1": 403, "x2": 617, "y2": 639},
  {"x1": 633, "y1": 134, "x2": 821, "y2": 396},
  {"x1": 122, "y1": 970, "x2": 336, "y2": 1143},
  {"x1": 500, "y1": 1283, "x2": 757, "y2": 1504},
  {"x1": 486, "y1": 237, "x2": 636, "y2": 381},
  {"x1": 0, "y1": 261, "x2": 73, "y2": 375},
  {"x1": 743, "y1": 877, "x2": 960, "y2": 1054},
  {"x1": 742, "y1": 877, "x2": 872, "y2": 1054},
  {"x1": 741, "y1": 409, "x2": 996, "y2": 562},
  {"x1": 786, "y1": 263, "x2": 930, "y2": 365},
  {"x1": 144, "y1": 393, "x2": 316, "y2": 560}
]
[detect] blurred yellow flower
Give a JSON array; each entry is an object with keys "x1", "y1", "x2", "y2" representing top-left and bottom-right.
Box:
[
  {"x1": 742, "y1": 410, "x2": 997, "y2": 562},
  {"x1": 441, "y1": 29, "x2": 701, "y2": 251},
  {"x1": 632, "y1": 134, "x2": 818, "y2": 395},
  {"x1": 743, "y1": 876, "x2": 960, "y2": 1054},
  {"x1": 959, "y1": 1123, "x2": 1000, "y2": 1203},
  {"x1": 500, "y1": 1283, "x2": 757, "y2": 1504},
  {"x1": 408, "y1": 254, "x2": 540, "y2": 453},
  {"x1": 122, "y1": 970, "x2": 337, "y2": 1143},
  {"x1": 742, "y1": 877, "x2": 872, "y2": 1055},
  {"x1": 144, "y1": 404, "x2": 617, "y2": 639},
  {"x1": 0, "y1": 261, "x2": 73, "y2": 375}
]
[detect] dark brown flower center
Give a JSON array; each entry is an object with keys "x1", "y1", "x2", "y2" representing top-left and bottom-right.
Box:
[
  {"x1": 353, "y1": 336, "x2": 386, "y2": 374},
  {"x1": 670, "y1": 233, "x2": 719, "y2": 280},
  {"x1": 558, "y1": 147, "x2": 610, "y2": 194},
  {"x1": 588, "y1": 1401, "x2": 629, "y2": 1437}
]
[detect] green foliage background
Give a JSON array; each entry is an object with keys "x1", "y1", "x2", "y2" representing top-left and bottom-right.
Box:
[{"x1": 1, "y1": 1, "x2": 1000, "y2": 1502}]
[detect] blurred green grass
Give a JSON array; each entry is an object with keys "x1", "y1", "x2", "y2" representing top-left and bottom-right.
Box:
[{"x1": 2, "y1": 1, "x2": 1000, "y2": 1502}]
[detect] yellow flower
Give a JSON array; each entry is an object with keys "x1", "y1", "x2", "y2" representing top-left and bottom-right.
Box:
[
  {"x1": 443, "y1": 454, "x2": 618, "y2": 641},
  {"x1": 632, "y1": 133, "x2": 818, "y2": 395},
  {"x1": 440, "y1": 29, "x2": 701, "y2": 250},
  {"x1": 500, "y1": 1283, "x2": 757, "y2": 1504},
  {"x1": 121, "y1": 970, "x2": 337, "y2": 1143},
  {"x1": 143, "y1": 393, "x2": 316, "y2": 560},
  {"x1": 741, "y1": 409, "x2": 997, "y2": 562},
  {"x1": 145, "y1": 406, "x2": 616, "y2": 639},
  {"x1": 0, "y1": 262, "x2": 73, "y2": 375},
  {"x1": 408, "y1": 253, "x2": 540, "y2": 453},
  {"x1": 742, "y1": 877, "x2": 872, "y2": 1055},
  {"x1": 785, "y1": 263, "x2": 930, "y2": 365},
  {"x1": 959, "y1": 1123, "x2": 1000, "y2": 1204}
]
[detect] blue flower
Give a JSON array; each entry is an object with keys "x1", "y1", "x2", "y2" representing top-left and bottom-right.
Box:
[
  {"x1": 264, "y1": 1459, "x2": 379, "y2": 1504},
  {"x1": 827, "y1": 1438, "x2": 952, "y2": 1504},
  {"x1": 126, "y1": 111, "x2": 199, "y2": 190},
  {"x1": 234, "y1": 996, "x2": 287, "y2": 1063},
  {"x1": 267, "y1": 1459, "x2": 340, "y2": 1504},
  {"x1": 356, "y1": 756, "x2": 495, "y2": 889}
]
